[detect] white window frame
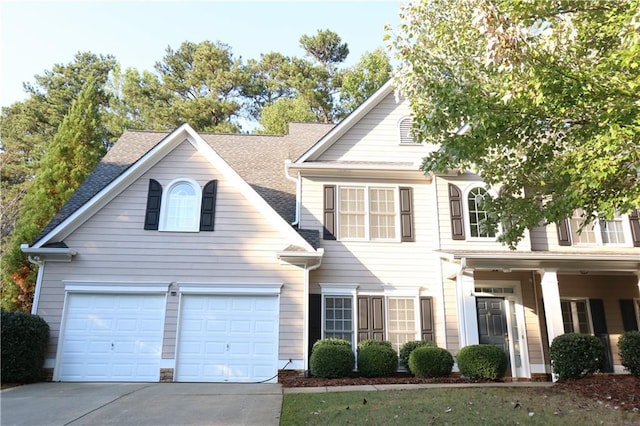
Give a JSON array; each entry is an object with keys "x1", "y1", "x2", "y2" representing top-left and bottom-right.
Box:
[
  {"x1": 320, "y1": 284, "x2": 358, "y2": 349},
  {"x1": 159, "y1": 178, "x2": 202, "y2": 232},
  {"x1": 336, "y1": 185, "x2": 400, "y2": 242},
  {"x1": 464, "y1": 185, "x2": 498, "y2": 240},
  {"x1": 386, "y1": 296, "x2": 419, "y2": 354},
  {"x1": 569, "y1": 209, "x2": 632, "y2": 247},
  {"x1": 560, "y1": 298, "x2": 593, "y2": 334},
  {"x1": 398, "y1": 116, "x2": 416, "y2": 145}
]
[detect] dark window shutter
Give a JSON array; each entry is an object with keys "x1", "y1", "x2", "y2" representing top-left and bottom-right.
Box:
[
  {"x1": 620, "y1": 299, "x2": 639, "y2": 331},
  {"x1": 448, "y1": 184, "x2": 465, "y2": 240},
  {"x1": 399, "y1": 187, "x2": 415, "y2": 242},
  {"x1": 199, "y1": 180, "x2": 217, "y2": 231},
  {"x1": 629, "y1": 208, "x2": 640, "y2": 247},
  {"x1": 323, "y1": 185, "x2": 336, "y2": 240},
  {"x1": 357, "y1": 296, "x2": 385, "y2": 342},
  {"x1": 144, "y1": 179, "x2": 162, "y2": 230},
  {"x1": 556, "y1": 218, "x2": 572, "y2": 246},
  {"x1": 589, "y1": 299, "x2": 613, "y2": 373},
  {"x1": 309, "y1": 294, "x2": 322, "y2": 358},
  {"x1": 420, "y1": 297, "x2": 435, "y2": 342}
]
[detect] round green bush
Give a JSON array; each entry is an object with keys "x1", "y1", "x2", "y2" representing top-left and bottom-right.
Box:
[
  {"x1": 357, "y1": 343, "x2": 398, "y2": 377},
  {"x1": 399, "y1": 340, "x2": 436, "y2": 372},
  {"x1": 550, "y1": 333, "x2": 605, "y2": 380},
  {"x1": 309, "y1": 344, "x2": 355, "y2": 378},
  {"x1": 408, "y1": 346, "x2": 454, "y2": 378},
  {"x1": 311, "y1": 337, "x2": 351, "y2": 352},
  {"x1": 456, "y1": 344, "x2": 508, "y2": 380},
  {"x1": 1, "y1": 311, "x2": 50, "y2": 383},
  {"x1": 618, "y1": 331, "x2": 640, "y2": 377}
]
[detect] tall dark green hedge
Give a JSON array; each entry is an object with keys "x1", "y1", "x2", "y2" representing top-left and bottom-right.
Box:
[
  {"x1": 550, "y1": 333, "x2": 604, "y2": 380},
  {"x1": 1, "y1": 311, "x2": 50, "y2": 383}
]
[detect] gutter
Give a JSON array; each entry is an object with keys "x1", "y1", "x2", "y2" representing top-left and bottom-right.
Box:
[{"x1": 284, "y1": 160, "x2": 301, "y2": 226}]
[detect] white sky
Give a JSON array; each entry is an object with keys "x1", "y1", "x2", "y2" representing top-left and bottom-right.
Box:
[{"x1": 0, "y1": 0, "x2": 404, "y2": 108}]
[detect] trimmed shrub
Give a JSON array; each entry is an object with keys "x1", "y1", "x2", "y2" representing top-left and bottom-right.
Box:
[
  {"x1": 311, "y1": 337, "x2": 351, "y2": 352},
  {"x1": 399, "y1": 340, "x2": 436, "y2": 372},
  {"x1": 357, "y1": 341, "x2": 398, "y2": 377},
  {"x1": 309, "y1": 344, "x2": 355, "y2": 378},
  {"x1": 618, "y1": 331, "x2": 640, "y2": 376},
  {"x1": 1, "y1": 311, "x2": 50, "y2": 383},
  {"x1": 357, "y1": 339, "x2": 393, "y2": 350},
  {"x1": 408, "y1": 346, "x2": 454, "y2": 378},
  {"x1": 456, "y1": 344, "x2": 508, "y2": 380},
  {"x1": 550, "y1": 333, "x2": 605, "y2": 380}
]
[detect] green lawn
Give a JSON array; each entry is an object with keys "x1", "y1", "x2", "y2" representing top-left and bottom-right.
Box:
[{"x1": 281, "y1": 387, "x2": 639, "y2": 425}]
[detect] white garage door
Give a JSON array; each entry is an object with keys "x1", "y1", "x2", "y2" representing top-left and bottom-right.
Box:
[
  {"x1": 176, "y1": 295, "x2": 279, "y2": 383},
  {"x1": 59, "y1": 293, "x2": 165, "y2": 382}
]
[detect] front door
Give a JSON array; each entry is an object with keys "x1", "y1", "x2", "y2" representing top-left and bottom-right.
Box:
[{"x1": 476, "y1": 297, "x2": 509, "y2": 362}]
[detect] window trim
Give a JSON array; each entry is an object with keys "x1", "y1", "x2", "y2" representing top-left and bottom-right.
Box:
[
  {"x1": 398, "y1": 116, "x2": 417, "y2": 145},
  {"x1": 159, "y1": 178, "x2": 202, "y2": 232},
  {"x1": 463, "y1": 185, "x2": 499, "y2": 241},
  {"x1": 568, "y1": 210, "x2": 633, "y2": 247},
  {"x1": 320, "y1": 284, "x2": 358, "y2": 348},
  {"x1": 336, "y1": 184, "x2": 401, "y2": 242}
]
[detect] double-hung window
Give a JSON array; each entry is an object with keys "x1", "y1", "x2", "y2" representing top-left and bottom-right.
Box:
[
  {"x1": 387, "y1": 297, "x2": 417, "y2": 354},
  {"x1": 338, "y1": 186, "x2": 397, "y2": 241},
  {"x1": 324, "y1": 296, "x2": 354, "y2": 344},
  {"x1": 569, "y1": 209, "x2": 626, "y2": 246},
  {"x1": 560, "y1": 299, "x2": 591, "y2": 334}
]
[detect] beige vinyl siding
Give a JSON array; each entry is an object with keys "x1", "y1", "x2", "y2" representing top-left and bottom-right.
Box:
[
  {"x1": 441, "y1": 260, "x2": 461, "y2": 353},
  {"x1": 36, "y1": 140, "x2": 306, "y2": 361},
  {"x1": 318, "y1": 94, "x2": 438, "y2": 163}
]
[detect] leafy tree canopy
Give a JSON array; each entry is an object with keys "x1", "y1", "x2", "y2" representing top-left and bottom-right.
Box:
[{"x1": 389, "y1": 0, "x2": 640, "y2": 248}]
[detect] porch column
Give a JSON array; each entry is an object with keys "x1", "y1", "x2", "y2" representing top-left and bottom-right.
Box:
[
  {"x1": 540, "y1": 270, "x2": 564, "y2": 346},
  {"x1": 457, "y1": 267, "x2": 479, "y2": 347}
]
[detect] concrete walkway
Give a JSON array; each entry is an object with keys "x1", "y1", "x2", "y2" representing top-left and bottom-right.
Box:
[
  {"x1": 284, "y1": 381, "x2": 554, "y2": 394},
  {"x1": 1, "y1": 382, "x2": 282, "y2": 426}
]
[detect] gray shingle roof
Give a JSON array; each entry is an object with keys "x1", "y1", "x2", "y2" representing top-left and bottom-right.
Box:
[{"x1": 34, "y1": 123, "x2": 333, "y2": 245}]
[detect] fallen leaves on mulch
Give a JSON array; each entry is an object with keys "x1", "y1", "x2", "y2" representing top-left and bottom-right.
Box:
[{"x1": 281, "y1": 373, "x2": 640, "y2": 412}]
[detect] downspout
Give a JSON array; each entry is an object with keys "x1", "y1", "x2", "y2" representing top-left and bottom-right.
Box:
[
  {"x1": 303, "y1": 253, "x2": 323, "y2": 374},
  {"x1": 27, "y1": 255, "x2": 45, "y2": 315},
  {"x1": 284, "y1": 160, "x2": 301, "y2": 227}
]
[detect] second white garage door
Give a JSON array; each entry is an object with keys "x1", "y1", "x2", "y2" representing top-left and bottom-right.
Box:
[{"x1": 176, "y1": 294, "x2": 279, "y2": 383}]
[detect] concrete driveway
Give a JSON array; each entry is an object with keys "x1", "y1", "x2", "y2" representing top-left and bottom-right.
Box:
[{"x1": 1, "y1": 382, "x2": 282, "y2": 426}]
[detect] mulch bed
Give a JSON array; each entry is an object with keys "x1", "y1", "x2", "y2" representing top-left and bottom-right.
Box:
[{"x1": 281, "y1": 373, "x2": 640, "y2": 412}]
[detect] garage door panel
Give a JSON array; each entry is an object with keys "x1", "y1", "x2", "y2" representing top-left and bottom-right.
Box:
[
  {"x1": 59, "y1": 294, "x2": 165, "y2": 382},
  {"x1": 176, "y1": 294, "x2": 279, "y2": 382}
]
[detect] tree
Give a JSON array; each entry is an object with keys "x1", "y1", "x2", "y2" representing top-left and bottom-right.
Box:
[
  {"x1": 1, "y1": 79, "x2": 106, "y2": 311},
  {"x1": 388, "y1": 0, "x2": 640, "y2": 248},
  {"x1": 120, "y1": 41, "x2": 247, "y2": 132},
  {"x1": 339, "y1": 48, "x2": 392, "y2": 117},
  {"x1": 0, "y1": 53, "x2": 118, "y2": 244},
  {"x1": 257, "y1": 97, "x2": 316, "y2": 134}
]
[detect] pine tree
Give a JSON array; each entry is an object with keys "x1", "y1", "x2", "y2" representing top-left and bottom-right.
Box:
[{"x1": 1, "y1": 79, "x2": 106, "y2": 311}]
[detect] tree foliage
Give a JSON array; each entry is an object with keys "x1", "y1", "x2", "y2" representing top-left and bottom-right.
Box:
[
  {"x1": 389, "y1": 0, "x2": 640, "y2": 247},
  {"x1": 1, "y1": 79, "x2": 106, "y2": 311}
]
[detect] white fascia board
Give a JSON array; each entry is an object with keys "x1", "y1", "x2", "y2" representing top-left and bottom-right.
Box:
[
  {"x1": 296, "y1": 80, "x2": 395, "y2": 163},
  {"x1": 179, "y1": 283, "x2": 283, "y2": 295},
  {"x1": 21, "y1": 244, "x2": 77, "y2": 262},
  {"x1": 32, "y1": 124, "x2": 193, "y2": 248},
  {"x1": 185, "y1": 128, "x2": 317, "y2": 253},
  {"x1": 64, "y1": 281, "x2": 169, "y2": 293}
]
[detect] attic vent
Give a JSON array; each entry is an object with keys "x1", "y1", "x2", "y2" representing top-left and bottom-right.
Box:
[{"x1": 399, "y1": 117, "x2": 415, "y2": 144}]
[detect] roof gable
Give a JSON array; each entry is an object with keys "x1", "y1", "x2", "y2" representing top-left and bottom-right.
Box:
[{"x1": 32, "y1": 123, "x2": 330, "y2": 251}]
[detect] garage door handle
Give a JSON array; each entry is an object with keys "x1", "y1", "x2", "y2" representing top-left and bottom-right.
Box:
[
  {"x1": 111, "y1": 343, "x2": 114, "y2": 350},
  {"x1": 226, "y1": 344, "x2": 229, "y2": 351}
]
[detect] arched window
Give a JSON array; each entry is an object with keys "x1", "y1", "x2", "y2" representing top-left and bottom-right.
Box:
[
  {"x1": 161, "y1": 179, "x2": 201, "y2": 232},
  {"x1": 467, "y1": 187, "x2": 496, "y2": 238}
]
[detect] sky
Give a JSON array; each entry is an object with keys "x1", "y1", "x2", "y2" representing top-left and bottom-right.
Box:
[{"x1": 0, "y1": 0, "x2": 404, "y2": 108}]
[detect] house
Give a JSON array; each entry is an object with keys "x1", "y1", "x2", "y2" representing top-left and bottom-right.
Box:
[{"x1": 24, "y1": 81, "x2": 640, "y2": 383}]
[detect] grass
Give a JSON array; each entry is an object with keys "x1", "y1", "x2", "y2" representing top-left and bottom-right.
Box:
[{"x1": 281, "y1": 387, "x2": 640, "y2": 425}]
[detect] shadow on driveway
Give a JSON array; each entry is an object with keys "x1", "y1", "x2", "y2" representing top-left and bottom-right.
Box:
[{"x1": 1, "y1": 382, "x2": 282, "y2": 426}]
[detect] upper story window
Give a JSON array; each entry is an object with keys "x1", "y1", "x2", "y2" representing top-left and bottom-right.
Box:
[
  {"x1": 144, "y1": 178, "x2": 217, "y2": 232},
  {"x1": 467, "y1": 187, "x2": 497, "y2": 239},
  {"x1": 398, "y1": 117, "x2": 416, "y2": 144},
  {"x1": 323, "y1": 185, "x2": 414, "y2": 242},
  {"x1": 569, "y1": 209, "x2": 627, "y2": 246},
  {"x1": 162, "y1": 179, "x2": 201, "y2": 231}
]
